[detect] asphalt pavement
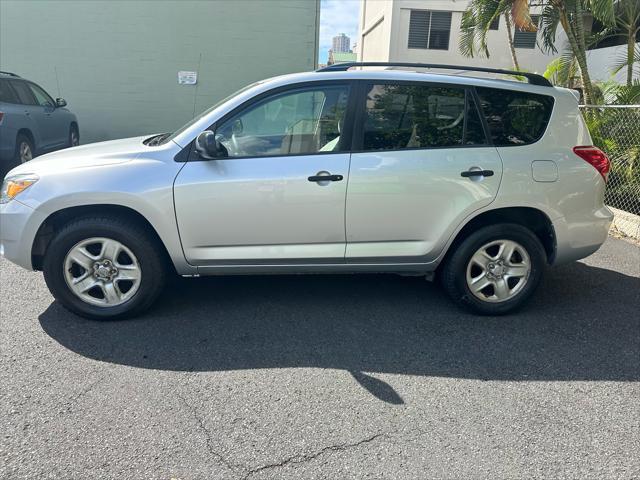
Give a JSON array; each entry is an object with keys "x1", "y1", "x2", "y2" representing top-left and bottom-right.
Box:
[{"x1": 1, "y1": 237, "x2": 639, "y2": 479}]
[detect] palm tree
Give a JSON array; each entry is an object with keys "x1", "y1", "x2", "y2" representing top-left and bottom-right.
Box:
[
  {"x1": 611, "y1": 0, "x2": 640, "y2": 86},
  {"x1": 539, "y1": 0, "x2": 616, "y2": 105},
  {"x1": 459, "y1": 0, "x2": 538, "y2": 70}
]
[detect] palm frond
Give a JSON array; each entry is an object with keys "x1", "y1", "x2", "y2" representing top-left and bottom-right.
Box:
[
  {"x1": 539, "y1": 5, "x2": 561, "y2": 54},
  {"x1": 611, "y1": 44, "x2": 640, "y2": 75},
  {"x1": 584, "y1": 0, "x2": 616, "y2": 26}
]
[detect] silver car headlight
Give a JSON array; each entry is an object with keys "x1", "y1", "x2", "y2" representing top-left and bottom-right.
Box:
[{"x1": 0, "y1": 174, "x2": 39, "y2": 204}]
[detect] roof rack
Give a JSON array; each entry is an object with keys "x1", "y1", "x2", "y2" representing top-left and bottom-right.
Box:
[
  {"x1": 0, "y1": 71, "x2": 21, "y2": 78},
  {"x1": 316, "y1": 62, "x2": 552, "y2": 87}
]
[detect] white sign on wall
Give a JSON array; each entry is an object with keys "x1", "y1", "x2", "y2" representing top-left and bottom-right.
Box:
[{"x1": 178, "y1": 71, "x2": 198, "y2": 85}]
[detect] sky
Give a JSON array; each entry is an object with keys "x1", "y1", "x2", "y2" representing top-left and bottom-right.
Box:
[{"x1": 318, "y1": 0, "x2": 361, "y2": 64}]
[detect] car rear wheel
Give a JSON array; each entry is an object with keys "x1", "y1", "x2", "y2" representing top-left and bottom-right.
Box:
[
  {"x1": 441, "y1": 223, "x2": 546, "y2": 315},
  {"x1": 15, "y1": 134, "x2": 34, "y2": 164},
  {"x1": 43, "y1": 216, "x2": 166, "y2": 320}
]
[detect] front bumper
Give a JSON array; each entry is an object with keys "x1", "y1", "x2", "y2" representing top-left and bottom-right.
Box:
[{"x1": 0, "y1": 199, "x2": 46, "y2": 270}]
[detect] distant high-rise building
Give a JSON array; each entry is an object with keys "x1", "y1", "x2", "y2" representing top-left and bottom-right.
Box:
[{"x1": 332, "y1": 33, "x2": 351, "y2": 53}]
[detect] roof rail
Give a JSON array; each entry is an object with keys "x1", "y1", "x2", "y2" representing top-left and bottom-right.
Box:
[
  {"x1": 316, "y1": 62, "x2": 552, "y2": 87},
  {"x1": 0, "y1": 70, "x2": 21, "y2": 78}
]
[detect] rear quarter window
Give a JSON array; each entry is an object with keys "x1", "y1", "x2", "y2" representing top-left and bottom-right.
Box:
[{"x1": 476, "y1": 87, "x2": 554, "y2": 146}]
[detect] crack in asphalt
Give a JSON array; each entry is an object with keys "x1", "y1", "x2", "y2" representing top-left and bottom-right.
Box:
[
  {"x1": 242, "y1": 432, "x2": 388, "y2": 479},
  {"x1": 174, "y1": 390, "x2": 247, "y2": 475},
  {"x1": 175, "y1": 386, "x2": 390, "y2": 480},
  {"x1": 64, "y1": 373, "x2": 106, "y2": 411}
]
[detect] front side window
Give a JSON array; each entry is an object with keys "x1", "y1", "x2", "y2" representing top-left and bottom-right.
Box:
[
  {"x1": 361, "y1": 84, "x2": 487, "y2": 151},
  {"x1": 476, "y1": 87, "x2": 554, "y2": 146},
  {"x1": 215, "y1": 85, "x2": 350, "y2": 158},
  {"x1": 9, "y1": 81, "x2": 37, "y2": 105},
  {"x1": 408, "y1": 10, "x2": 452, "y2": 50},
  {"x1": 28, "y1": 83, "x2": 55, "y2": 107}
]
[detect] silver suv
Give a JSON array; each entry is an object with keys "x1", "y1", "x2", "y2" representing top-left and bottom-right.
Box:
[{"x1": 0, "y1": 63, "x2": 613, "y2": 320}]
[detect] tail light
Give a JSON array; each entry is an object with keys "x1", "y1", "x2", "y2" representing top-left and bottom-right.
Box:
[
  {"x1": 573, "y1": 146, "x2": 610, "y2": 181},
  {"x1": 0, "y1": 111, "x2": 4, "y2": 124}
]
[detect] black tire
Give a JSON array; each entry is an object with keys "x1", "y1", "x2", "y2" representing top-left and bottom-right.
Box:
[
  {"x1": 14, "y1": 134, "x2": 34, "y2": 165},
  {"x1": 440, "y1": 223, "x2": 546, "y2": 315},
  {"x1": 43, "y1": 216, "x2": 166, "y2": 320},
  {"x1": 69, "y1": 125, "x2": 79, "y2": 147}
]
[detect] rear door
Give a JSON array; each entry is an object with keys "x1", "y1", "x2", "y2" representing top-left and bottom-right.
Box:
[{"x1": 345, "y1": 81, "x2": 503, "y2": 263}]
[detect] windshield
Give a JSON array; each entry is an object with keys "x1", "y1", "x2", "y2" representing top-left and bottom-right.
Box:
[{"x1": 158, "y1": 81, "x2": 263, "y2": 145}]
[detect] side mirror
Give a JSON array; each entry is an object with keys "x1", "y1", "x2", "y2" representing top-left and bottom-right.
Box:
[
  {"x1": 55, "y1": 98, "x2": 67, "y2": 108},
  {"x1": 195, "y1": 130, "x2": 224, "y2": 159}
]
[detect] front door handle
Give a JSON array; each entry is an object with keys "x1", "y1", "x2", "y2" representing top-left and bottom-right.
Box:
[
  {"x1": 308, "y1": 173, "x2": 343, "y2": 182},
  {"x1": 461, "y1": 169, "x2": 494, "y2": 178}
]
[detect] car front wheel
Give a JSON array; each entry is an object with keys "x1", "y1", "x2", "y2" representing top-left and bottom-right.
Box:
[
  {"x1": 441, "y1": 223, "x2": 546, "y2": 315},
  {"x1": 43, "y1": 216, "x2": 166, "y2": 320}
]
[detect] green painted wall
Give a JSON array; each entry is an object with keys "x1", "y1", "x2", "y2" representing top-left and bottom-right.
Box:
[{"x1": 0, "y1": 0, "x2": 319, "y2": 143}]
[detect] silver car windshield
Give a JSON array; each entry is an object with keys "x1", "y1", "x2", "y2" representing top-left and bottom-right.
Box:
[{"x1": 159, "y1": 81, "x2": 263, "y2": 145}]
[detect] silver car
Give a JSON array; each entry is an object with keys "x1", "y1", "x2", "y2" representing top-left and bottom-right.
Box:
[{"x1": 0, "y1": 63, "x2": 613, "y2": 319}]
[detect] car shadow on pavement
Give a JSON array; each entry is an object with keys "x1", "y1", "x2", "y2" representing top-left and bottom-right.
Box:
[{"x1": 39, "y1": 261, "x2": 640, "y2": 403}]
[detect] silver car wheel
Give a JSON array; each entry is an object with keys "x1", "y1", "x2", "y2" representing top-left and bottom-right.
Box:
[
  {"x1": 19, "y1": 142, "x2": 33, "y2": 163},
  {"x1": 465, "y1": 239, "x2": 531, "y2": 303},
  {"x1": 70, "y1": 130, "x2": 79, "y2": 146},
  {"x1": 63, "y1": 237, "x2": 141, "y2": 307}
]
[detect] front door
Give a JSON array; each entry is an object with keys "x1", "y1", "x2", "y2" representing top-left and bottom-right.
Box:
[
  {"x1": 174, "y1": 83, "x2": 353, "y2": 265},
  {"x1": 345, "y1": 82, "x2": 503, "y2": 263},
  {"x1": 27, "y1": 82, "x2": 68, "y2": 148}
]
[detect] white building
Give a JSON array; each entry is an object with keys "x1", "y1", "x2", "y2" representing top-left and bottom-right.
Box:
[
  {"x1": 332, "y1": 33, "x2": 352, "y2": 53},
  {"x1": 357, "y1": 0, "x2": 561, "y2": 74}
]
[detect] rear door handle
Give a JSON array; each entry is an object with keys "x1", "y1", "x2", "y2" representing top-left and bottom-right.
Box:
[
  {"x1": 308, "y1": 174, "x2": 343, "y2": 182},
  {"x1": 461, "y1": 169, "x2": 494, "y2": 178}
]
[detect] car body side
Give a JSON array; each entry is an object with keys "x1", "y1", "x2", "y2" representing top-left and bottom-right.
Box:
[
  {"x1": 0, "y1": 70, "x2": 612, "y2": 276},
  {"x1": 0, "y1": 77, "x2": 78, "y2": 164}
]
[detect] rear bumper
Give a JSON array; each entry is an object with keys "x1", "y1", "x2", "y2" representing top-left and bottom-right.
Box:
[
  {"x1": 0, "y1": 199, "x2": 45, "y2": 270},
  {"x1": 552, "y1": 205, "x2": 614, "y2": 265}
]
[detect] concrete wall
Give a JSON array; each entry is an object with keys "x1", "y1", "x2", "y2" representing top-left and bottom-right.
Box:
[
  {"x1": 0, "y1": 0, "x2": 319, "y2": 143},
  {"x1": 359, "y1": 0, "x2": 560, "y2": 74},
  {"x1": 587, "y1": 43, "x2": 640, "y2": 84}
]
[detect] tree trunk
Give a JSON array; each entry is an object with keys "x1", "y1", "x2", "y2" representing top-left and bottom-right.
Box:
[
  {"x1": 504, "y1": 13, "x2": 520, "y2": 70},
  {"x1": 627, "y1": 31, "x2": 635, "y2": 86},
  {"x1": 556, "y1": 2, "x2": 595, "y2": 105}
]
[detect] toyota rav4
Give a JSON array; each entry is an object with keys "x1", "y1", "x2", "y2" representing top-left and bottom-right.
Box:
[{"x1": 0, "y1": 63, "x2": 613, "y2": 319}]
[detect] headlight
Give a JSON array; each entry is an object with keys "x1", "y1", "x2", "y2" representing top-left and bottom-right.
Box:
[{"x1": 0, "y1": 174, "x2": 39, "y2": 204}]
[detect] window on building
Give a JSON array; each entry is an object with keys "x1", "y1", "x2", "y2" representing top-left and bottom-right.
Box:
[
  {"x1": 215, "y1": 85, "x2": 350, "y2": 157},
  {"x1": 475, "y1": 87, "x2": 554, "y2": 146},
  {"x1": 513, "y1": 15, "x2": 539, "y2": 49},
  {"x1": 489, "y1": 17, "x2": 500, "y2": 30},
  {"x1": 361, "y1": 84, "x2": 487, "y2": 151},
  {"x1": 408, "y1": 10, "x2": 452, "y2": 50}
]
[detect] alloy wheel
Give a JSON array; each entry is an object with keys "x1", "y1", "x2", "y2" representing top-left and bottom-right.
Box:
[
  {"x1": 19, "y1": 142, "x2": 33, "y2": 163},
  {"x1": 465, "y1": 239, "x2": 531, "y2": 303},
  {"x1": 63, "y1": 237, "x2": 141, "y2": 307}
]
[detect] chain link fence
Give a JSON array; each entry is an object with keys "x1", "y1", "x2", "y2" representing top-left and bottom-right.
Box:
[{"x1": 580, "y1": 105, "x2": 640, "y2": 238}]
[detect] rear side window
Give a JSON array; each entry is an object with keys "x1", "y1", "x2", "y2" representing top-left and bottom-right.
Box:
[
  {"x1": 0, "y1": 80, "x2": 19, "y2": 103},
  {"x1": 9, "y1": 80, "x2": 37, "y2": 105},
  {"x1": 361, "y1": 83, "x2": 487, "y2": 151},
  {"x1": 475, "y1": 87, "x2": 554, "y2": 146}
]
